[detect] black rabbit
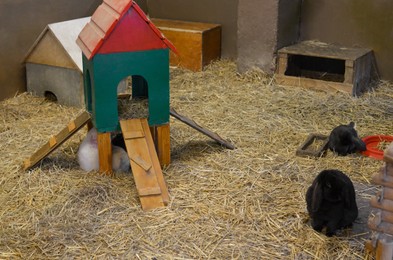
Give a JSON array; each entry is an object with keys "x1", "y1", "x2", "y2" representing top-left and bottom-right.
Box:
[
  {"x1": 306, "y1": 169, "x2": 358, "y2": 237},
  {"x1": 328, "y1": 122, "x2": 366, "y2": 156}
]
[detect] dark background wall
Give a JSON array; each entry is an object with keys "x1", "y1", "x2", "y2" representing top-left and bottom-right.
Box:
[
  {"x1": 0, "y1": 0, "x2": 102, "y2": 101},
  {"x1": 277, "y1": 0, "x2": 301, "y2": 50},
  {"x1": 0, "y1": 0, "x2": 392, "y2": 102},
  {"x1": 146, "y1": 0, "x2": 238, "y2": 59},
  {"x1": 300, "y1": 0, "x2": 393, "y2": 81}
]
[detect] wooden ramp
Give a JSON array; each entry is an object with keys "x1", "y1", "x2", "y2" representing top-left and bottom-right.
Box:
[
  {"x1": 24, "y1": 111, "x2": 91, "y2": 170},
  {"x1": 170, "y1": 108, "x2": 235, "y2": 150},
  {"x1": 120, "y1": 118, "x2": 169, "y2": 211}
]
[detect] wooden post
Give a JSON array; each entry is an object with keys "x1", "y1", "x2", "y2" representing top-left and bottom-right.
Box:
[
  {"x1": 155, "y1": 124, "x2": 171, "y2": 166},
  {"x1": 376, "y1": 238, "x2": 393, "y2": 260},
  {"x1": 344, "y1": 59, "x2": 354, "y2": 84},
  {"x1": 277, "y1": 53, "x2": 288, "y2": 75},
  {"x1": 97, "y1": 132, "x2": 112, "y2": 176}
]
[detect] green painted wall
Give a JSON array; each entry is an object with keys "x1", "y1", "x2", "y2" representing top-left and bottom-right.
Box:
[{"x1": 83, "y1": 49, "x2": 170, "y2": 132}]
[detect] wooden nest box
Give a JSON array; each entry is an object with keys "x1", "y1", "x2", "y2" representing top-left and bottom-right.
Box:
[
  {"x1": 276, "y1": 41, "x2": 376, "y2": 96},
  {"x1": 24, "y1": 18, "x2": 90, "y2": 107}
]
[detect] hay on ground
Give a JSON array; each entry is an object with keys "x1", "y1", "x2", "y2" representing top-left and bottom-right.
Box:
[{"x1": 0, "y1": 59, "x2": 392, "y2": 259}]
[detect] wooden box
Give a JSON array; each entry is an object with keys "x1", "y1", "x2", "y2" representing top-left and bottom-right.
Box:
[
  {"x1": 275, "y1": 41, "x2": 375, "y2": 96},
  {"x1": 151, "y1": 18, "x2": 221, "y2": 71}
]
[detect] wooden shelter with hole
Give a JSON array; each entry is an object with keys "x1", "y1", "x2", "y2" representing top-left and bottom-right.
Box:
[
  {"x1": 275, "y1": 41, "x2": 375, "y2": 96},
  {"x1": 75, "y1": 0, "x2": 177, "y2": 210},
  {"x1": 24, "y1": 17, "x2": 90, "y2": 107},
  {"x1": 76, "y1": 0, "x2": 177, "y2": 168}
]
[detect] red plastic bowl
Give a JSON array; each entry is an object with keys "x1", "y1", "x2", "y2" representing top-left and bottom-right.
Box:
[{"x1": 361, "y1": 135, "x2": 393, "y2": 160}]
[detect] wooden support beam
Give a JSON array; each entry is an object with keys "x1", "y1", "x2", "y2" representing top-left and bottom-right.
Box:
[
  {"x1": 97, "y1": 132, "x2": 112, "y2": 176},
  {"x1": 155, "y1": 124, "x2": 171, "y2": 166}
]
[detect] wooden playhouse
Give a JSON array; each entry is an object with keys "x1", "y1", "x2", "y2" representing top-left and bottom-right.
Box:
[
  {"x1": 76, "y1": 0, "x2": 177, "y2": 167},
  {"x1": 24, "y1": 0, "x2": 177, "y2": 211},
  {"x1": 24, "y1": 17, "x2": 90, "y2": 107},
  {"x1": 24, "y1": 0, "x2": 234, "y2": 211}
]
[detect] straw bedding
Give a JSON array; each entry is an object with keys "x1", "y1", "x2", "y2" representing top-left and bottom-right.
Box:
[{"x1": 0, "y1": 60, "x2": 392, "y2": 259}]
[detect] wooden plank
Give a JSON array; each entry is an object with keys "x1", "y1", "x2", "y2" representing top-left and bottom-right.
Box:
[
  {"x1": 202, "y1": 26, "x2": 221, "y2": 67},
  {"x1": 155, "y1": 124, "x2": 171, "y2": 166},
  {"x1": 123, "y1": 130, "x2": 144, "y2": 140},
  {"x1": 141, "y1": 120, "x2": 170, "y2": 205},
  {"x1": 275, "y1": 74, "x2": 353, "y2": 94},
  {"x1": 120, "y1": 119, "x2": 164, "y2": 210},
  {"x1": 296, "y1": 133, "x2": 329, "y2": 158},
  {"x1": 278, "y1": 41, "x2": 371, "y2": 61},
  {"x1": 372, "y1": 171, "x2": 393, "y2": 189},
  {"x1": 277, "y1": 53, "x2": 288, "y2": 75},
  {"x1": 170, "y1": 108, "x2": 236, "y2": 150},
  {"x1": 129, "y1": 155, "x2": 151, "y2": 171},
  {"x1": 344, "y1": 60, "x2": 354, "y2": 84},
  {"x1": 376, "y1": 239, "x2": 393, "y2": 260},
  {"x1": 151, "y1": 18, "x2": 221, "y2": 32},
  {"x1": 151, "y1": 18, "x2": 221, "y2": 71},
  {"x1": 370, "y1": 196, "x2": 393, "y2": 213},
  {"x1": 68, "y1": 120, "x2": 76, "y2": 131},
  {"x1": 24, "y1": 111, "x2": 91, "y2": 170},
  {"x1": 138, "y1": 187, "x2": 162, "y2": 196},
  {"x1": 97, "y1": 132, "x2": 112, "y2": 176},
  {"x1": 49, "y1": 136, "x2": 57, "y2": 148}
]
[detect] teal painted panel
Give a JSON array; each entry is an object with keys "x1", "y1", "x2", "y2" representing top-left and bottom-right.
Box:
[
  {"x1": 83, "y1": 49, "x2": 170, "y2": 132},
  {"x1": 82, "y1": 55, "x2": 93, "y2": 113}
]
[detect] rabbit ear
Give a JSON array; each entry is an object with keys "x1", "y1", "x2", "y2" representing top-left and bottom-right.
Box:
[{"x1": 311, "y1": 181, "x2": 323, "y2": 212}]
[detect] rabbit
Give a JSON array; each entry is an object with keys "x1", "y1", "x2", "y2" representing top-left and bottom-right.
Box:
[
  {"x1": 111, "y1": 132, "x2": 127, "y2": 151},
  {"x1": 77, "y1": 128, "x2": 130, "y2": 172},
  {"x1": 111, "y1": 145, "x2": 130, "y2": 172},
  {"x1": 328, "y1": 122, "x2": 366, "y2": 156},
  {"x1": 306, "y1": 169, "x2": 358, "y2": 237}
]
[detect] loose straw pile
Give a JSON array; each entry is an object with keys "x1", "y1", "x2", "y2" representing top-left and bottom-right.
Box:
[{"x1": 0, "y1": 60, "x2": 392, "y2": 259}]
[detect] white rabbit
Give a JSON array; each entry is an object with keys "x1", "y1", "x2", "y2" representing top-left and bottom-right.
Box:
[{"x1": 77, "y1": 128, "x2": 130, "y2": 172}]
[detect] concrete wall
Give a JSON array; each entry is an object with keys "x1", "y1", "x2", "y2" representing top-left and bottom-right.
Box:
[
  {"x1": 237, "y1": 0, "x2": 301, "y2": 73},
  {"x1": 0, "y1": 0, "x2": 101, "y2": 102},
  {"x1": 277, "y1": 0, "x2": 301, "y2": 50},
  {"x1": 147, "y1": 0, "x2": 238, "y2": 59},
  {"x1": 300, "y1": 0, "x2": 393, "y2": 81}
]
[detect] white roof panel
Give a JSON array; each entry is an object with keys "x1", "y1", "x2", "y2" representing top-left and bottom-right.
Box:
[{"x1": 48, "y1": 17, "x2": 91, "y2": 71}]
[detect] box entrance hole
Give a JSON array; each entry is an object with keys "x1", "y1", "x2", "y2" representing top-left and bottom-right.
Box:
[{"x1": 284, "y1": 54, "x2": 345, "y2": 83}]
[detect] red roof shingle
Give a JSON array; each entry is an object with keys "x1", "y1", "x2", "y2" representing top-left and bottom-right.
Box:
[{"x1": 76, "y1": 0, "x2": 176, "y2": 59}]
